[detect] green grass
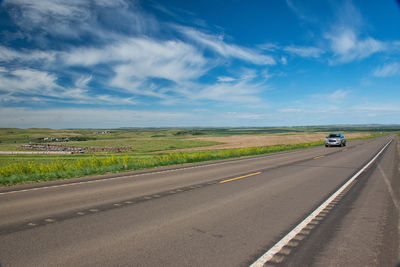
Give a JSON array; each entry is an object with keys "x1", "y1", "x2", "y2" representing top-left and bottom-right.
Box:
[
  {"x1": 0, "y1": 141, "x2": 324, "y2": 186},
  {"x1": 0, "y1": 128, "x2": 221, "y2": 152}
]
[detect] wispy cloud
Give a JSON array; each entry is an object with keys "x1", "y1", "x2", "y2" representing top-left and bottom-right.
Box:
[
  {"x1": 0, "y1": 46, "x2": 56, "y2": 63},
  {"x1": 161, "y1": 69, "x2": 267, "y2": 105},
  {"x1": 324, "y1": 1, "x2": 385, "y2": 64},
  {"x1": 0, "y1": 68, "x2": 61, "y2": 95},
  {"x1": 373, "y1": 62, "x2": 400, "y2": 77},
  {"x1": 2, "y1": 0, "x2": 158, "y2": 45},
  {"x1": 217, "y1": 76, "x2": 236, "y2": 82},
  {"x1": 177, "y1": 26, "x2": 275, "y2": 65},
  {"x1": 284, "y1": 45, "x2": 324, "y2": 58},
  {"x1": 61, "y1": 37, "x2": 209, "y2": 99},
  {"x1": 325, "y1": 29, "x2": 385, "y2": 63},
  {"x1": 309, "y1": 89, "x2": 351, "y2": 103},
  {"x1": 191, "y1": 69, "x2": 266, "y2": 104},
  {"x1": 286, "y1": 0, "x2": 317, "y2": 23},
  {"x1": 329, "y1": 89, "x2": 350, "y2": 101},
  {"x1": 259, "y1": 43, "x2": 324, "y2": 60},
  {"x1": 75, "y1": 75, "x2": 93, "y2": 88},
  {"x1": 285, "y1": 0, "x2": 391, "y2": 64},
  {"x1": 0, "y1": 0, "x2": 277, "y2": 109},
  {"x1": 0, "y1": 67, "x2": 138, "y2": 106}
]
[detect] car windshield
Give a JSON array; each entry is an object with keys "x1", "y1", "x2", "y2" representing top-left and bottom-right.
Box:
[{"x1": 328, "y1": 134, "x2": 340, "y2": 138}]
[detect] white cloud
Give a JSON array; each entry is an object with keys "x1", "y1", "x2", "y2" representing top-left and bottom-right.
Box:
[
  {"x1": 1, "y1": 1, "x2": 279, "y2": 109},
  {"x1": 0, "y1": 68, "x2": 138, "y2": 106},
  {"x1": 217, "y1": 76, "x2": 236, "y2": 82},
  {"x1": 324, "y1": 1, "x2": 385, "y2": 64},
  {"x1": 60, "y1": 37, "x2": 210, "y2": 100},
  {"x1": 373, "y1": 62, "x2": 400, "y2": 77},
  {"x1": 189, "y1": 70, "x2": 266, "y2": 104},
  {"x1": 0, "y1": 68, "x2": 61, "y2": 95},
  {"x1": 284, "y1": 45, "x2": 324, "y2": 58},
  {"x1": 285, "y1": 0, "x2": 316, "y2": 23},
  {"x1": 177, "y1": 26, "x2": 275, "y2": 65},
  {"x1": 329, "y1": 89, "x2": 350, "y2": 101},
  {"x1": 278, "y1": 108, "x2": 306, "y2": 113},
  {"x1": 196, "y1": 82, "x2": 261, "y2": 104},
  {"x1": 2, "y1": 0, "x2": 157, "y2": 42},
  {"x1": 258, "y1": 43, "x2": 279, "y2": 52},
  {"x1": 308, "y1": 89, "x2": 351, "y2": 104},
  {"x1": 328, "y1": 28, "x2": 356, "y2": 55},
  {"x1": 3, "y1": 0, "x2": 91, "y2": 38},
  {"x1": 0, "y1": 46, "x2": 56, "y2": 63},
  {"x1": 159, "y1": 69, "x2": 267, "y2": 105},
  {"x1": 61, "y1": 36, "x2": 275, "y2": 106},
  {"x1": 75, "y1": 75, "x2": 93, "y2": 88},
  {"x1": 325, "y1": 29, "x2": 385, "y2": 63},
  {"x1": 65, "y1": 37, "x2": 207, "y2": 82}
]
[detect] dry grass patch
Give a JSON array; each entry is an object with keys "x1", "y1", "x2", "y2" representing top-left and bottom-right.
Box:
[{"x1": 170, "y1": 132, "x2": 371, "y2": 152}]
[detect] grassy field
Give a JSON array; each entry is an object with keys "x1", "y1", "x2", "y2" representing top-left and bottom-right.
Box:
[
  {"x1": 0, "y1": 128, "x2": 220, "y2": 152},
  {"x1": 0, "y1": 126, "x2": 396, "y2": 186},
  {"x1": 0, "y1": 141, "x2": 324, "y2": 185}
]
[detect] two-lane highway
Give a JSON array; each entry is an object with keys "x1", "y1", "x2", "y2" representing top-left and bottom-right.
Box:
[{"x1": 0, "y1": 135, "x2": 399, "y2": 266}]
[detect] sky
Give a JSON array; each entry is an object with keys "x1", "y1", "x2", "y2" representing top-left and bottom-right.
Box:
[{"x1": 0, "y1": 0, "x2": 400, "y2": 128}]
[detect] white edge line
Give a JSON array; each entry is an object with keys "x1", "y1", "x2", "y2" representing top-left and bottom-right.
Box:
[
  {"x1": 250, "y1": 139, "x2": 392, "y2": 267},
  {"x1": 0, "y1": 146, "x2": 319, "y2": 195}
]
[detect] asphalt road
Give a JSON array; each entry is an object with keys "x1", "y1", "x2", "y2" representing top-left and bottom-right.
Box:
[{"x1": 0, "y1": 135, "x2": 399, "y2": 266}]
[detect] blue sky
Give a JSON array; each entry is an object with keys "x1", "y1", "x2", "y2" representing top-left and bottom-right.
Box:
[{"x1": 0, "y1": 0, "x2": 399, "y2": 128}]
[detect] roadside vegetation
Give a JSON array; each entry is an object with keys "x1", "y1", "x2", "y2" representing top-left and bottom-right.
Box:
[
  {"x1": 0, "y1": 141, "x2": 324, "y2": 185},
  {"x1": 0, "y1": 127, "x2": 395, "y2": 186}
]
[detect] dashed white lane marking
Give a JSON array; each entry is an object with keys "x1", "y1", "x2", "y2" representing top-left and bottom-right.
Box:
[
  {"x1": 250, "y1": 139, "x2": 392, "y2": 267},
  {"x1": 0, "y1": 148, "x2": 321, "y2": 196}
]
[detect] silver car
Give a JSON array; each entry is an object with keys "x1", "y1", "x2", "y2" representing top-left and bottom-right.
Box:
[{"x1": 325, "y1": 133, "x2": 346, "y2": 147}]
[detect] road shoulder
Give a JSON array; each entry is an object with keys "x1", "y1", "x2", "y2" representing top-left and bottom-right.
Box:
[{"x1": 283, "y1": 136, "x2": 400, "y2": 266}]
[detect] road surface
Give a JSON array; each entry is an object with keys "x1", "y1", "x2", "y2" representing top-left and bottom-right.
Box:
[{"x1": 0, "y1": 135, "x2": 399, "y2": 266}]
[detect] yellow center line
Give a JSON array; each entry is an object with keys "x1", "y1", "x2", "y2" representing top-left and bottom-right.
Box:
[
  {"x1": 342, "y1": 148, "x2": 348, "y2": 151},
  {"x1": 313, "y1": 155, "x2": 325, "y2": 160},
  {"x1": 219, "y1": 172, "x2": 262, "y2": 184}
]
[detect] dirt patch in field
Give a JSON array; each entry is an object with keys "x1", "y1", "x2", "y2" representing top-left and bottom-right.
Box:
[{"x1": 163, "y1": 132, "x2": 370, "y2": 152}]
